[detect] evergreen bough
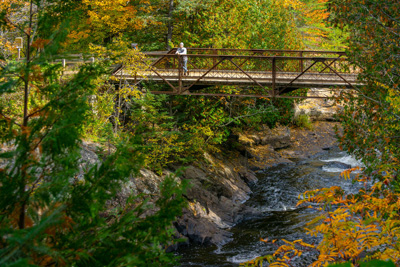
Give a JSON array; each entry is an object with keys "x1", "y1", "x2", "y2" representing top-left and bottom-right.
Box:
[{"x1": 0, "y1": 1, "x2": 186, "y2": 266}]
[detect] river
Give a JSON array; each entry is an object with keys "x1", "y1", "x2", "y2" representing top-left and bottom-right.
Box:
[{"x1": 177, "y1": 147, "x2": 363, "y2": 266}]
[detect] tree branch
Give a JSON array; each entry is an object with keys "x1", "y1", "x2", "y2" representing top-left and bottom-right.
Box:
[{"x1": 0, "y1": 111, "x2": 21, "y2": 127}]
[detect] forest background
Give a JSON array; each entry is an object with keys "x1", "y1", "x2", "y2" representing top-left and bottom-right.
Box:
[{"x1": 1, "y1": 0, "x2": 399, "y2": 266}]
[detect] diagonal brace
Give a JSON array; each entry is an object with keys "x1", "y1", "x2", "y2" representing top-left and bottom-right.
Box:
[
  {"x1": 319, "y1": 55, "x2": 343, "y2": 73},
  {"x1": 278, "y1": 60, "x2": 319, "y2": 95},
  {"x1": 321, "y1": 61, "x2": 355, "y2": 89},
  {"x1": 180, "y1": 57, "x2": 226, "y2": 93},
  {"x1": 228, "y1": 58, "x2": 268, "y2": 91}
]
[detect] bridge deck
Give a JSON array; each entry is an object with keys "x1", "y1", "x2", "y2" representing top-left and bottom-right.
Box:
[{"x1": 117, "y1": 69, "x2": 359, "y2": 88}]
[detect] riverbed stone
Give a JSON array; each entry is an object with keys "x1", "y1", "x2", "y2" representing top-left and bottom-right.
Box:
[
  {"x1": 260, "y1": 126, "x2": 291, "y2": 149},
  {"x1": 324, "y1": 161, "x2": 352, "y2": 170},
  {"x1": 175, "y1": 213, "x2": 232, "y2": 245},
  {"x1": 278, "y1": 121, "x2": 339, "y2": 160},
  {"x1": 238, "y1": 170, "x2": 258, "y2": 185},
  {"x1": 238, "y1": 133, "x2": 256, "y2": 146}
]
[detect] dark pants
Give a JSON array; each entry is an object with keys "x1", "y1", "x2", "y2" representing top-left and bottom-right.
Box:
[{"x1": 182, "y1": 58, "x2": 188, "y2": 73}]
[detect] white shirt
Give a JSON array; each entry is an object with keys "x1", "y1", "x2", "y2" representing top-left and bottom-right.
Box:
[{"x1": 176, "y1": 47, "x2": 187, "y2": 60}]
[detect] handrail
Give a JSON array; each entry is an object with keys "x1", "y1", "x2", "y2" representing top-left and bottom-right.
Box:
[
  {"x1": 142, "y1": 53, "x2": 347, "y2": 61},
  {"x1": 182, "y1": 48, "x2": 346, "y2": 55}
]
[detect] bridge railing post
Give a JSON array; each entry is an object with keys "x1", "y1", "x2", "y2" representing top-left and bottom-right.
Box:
[
  {"x1": 174, "y1": 55, "x2": 177, "y2": 70},
  {"x1": 299, "y1": 52, "x2": 303, "y2": 72}
]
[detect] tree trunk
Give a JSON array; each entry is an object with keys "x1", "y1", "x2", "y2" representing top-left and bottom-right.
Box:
[
  {"x1": 19, "y1": 0, "x2": 34, "y2": 230},
  {"x1": 166, "y1": 0, "x2": 174, "y2": 50}
]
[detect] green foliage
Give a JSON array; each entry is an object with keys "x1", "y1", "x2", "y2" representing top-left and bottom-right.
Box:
[
  {"x1": 173, "y1": 95, "x2": 230, "y2": 144},
  {"x1": 104, "y1": 87, "x2": 299, "y2": 172},
  {"x1": 328, "y1": 263, "x2": 352, "y2": 267},
  {"x1": 127, "y1": 0, "x2": 336, "y2": 51},
  {"x1": 321, "y1": 25, "x2": 350, "y2": 51},
  {"x1": 294, "y1": 114, "x2": 314, "y2": 130},
  {"x1": 331, "y1": 0, "x2": 400, "y2": 181},
  {"x1": 240, "y1": 104, "x2": 281, "y2": 130},
  {"x1": 175, "y1": 0, "x2": 303, "y2": 50},
  {"x1": 361, "y1": 260, "x2": 396, "y2": 267},
  {"x1": 128, "y1": 93, "x2": 193, "y2": 173}
]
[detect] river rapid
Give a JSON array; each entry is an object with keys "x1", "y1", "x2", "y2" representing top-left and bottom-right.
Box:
[{"x1": 177, "y1": 147, "x2": 363, "y2": 266}]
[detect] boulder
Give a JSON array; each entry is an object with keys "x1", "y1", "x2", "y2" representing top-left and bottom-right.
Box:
[
  {"x1": 238, "y1": 133, "x2": 256, "y2": 146},
  {"x1": 324, "y1": 161, "x2": 352, "y2": 170},
  {"x1": 261, "y1": 136, "x2": 291, "y2": 149},
  {"x1": 238, "y1": 170, "x2": 258, "y2": 185},
  {"x1": 260, "y1": 126, "x2": 291, "y2": 149},
  {"x1": 175, "y1": 213, "x2": 232, "y2": 245}
]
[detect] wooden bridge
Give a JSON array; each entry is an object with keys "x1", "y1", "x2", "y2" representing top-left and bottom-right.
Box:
[{"x1": 113, "y1": 48, "x2": 361, "y2": 99}]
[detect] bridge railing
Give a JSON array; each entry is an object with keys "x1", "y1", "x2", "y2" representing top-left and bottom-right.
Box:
[
  {"x1": 49, "y1": 49, "x2": 351, "y2": 76},
  {"x1": 144, "y1": 50, "x2": 351, "y2": 74},
  {"x1": 182, "y1": 48, "x2": 346, "y2": 72},
  {"x1": 185, "y1": 48, "x2": 345, "y2": 58},
  {"x1": 49, "y1": 54, "x2": 96, "y2": 68}
]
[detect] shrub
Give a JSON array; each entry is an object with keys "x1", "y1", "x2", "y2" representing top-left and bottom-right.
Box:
[{"x1": 294, "y1": 114, "x2": 314, "y2": 130}]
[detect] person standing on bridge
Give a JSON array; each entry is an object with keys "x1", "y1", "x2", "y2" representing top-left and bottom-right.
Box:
[{"x1": 176, "y1": 42, "x2": 188, "y2": 75}]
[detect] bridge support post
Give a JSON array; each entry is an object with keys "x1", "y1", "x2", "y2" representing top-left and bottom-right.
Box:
[
  {"x1": 178, "y1": 55, "x2": 182, "y2": 93},
  {"x1": 272, "y1": 57, "x2": 276, "y2": 97}
]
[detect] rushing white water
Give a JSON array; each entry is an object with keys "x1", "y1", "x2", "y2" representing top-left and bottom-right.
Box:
[
  {"x1": 227, "y1": 252, "x2": 263, "y2": 264},
  {"x1": 320, "y1": 152, "x2": 364, "y2": 173}
]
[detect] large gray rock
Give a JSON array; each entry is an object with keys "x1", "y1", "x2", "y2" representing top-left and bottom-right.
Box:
[
  {"x1": 175, "y1": 213, "x2": 232, "y2": 245},
  {"x1": 324, "y1": 161, "x2": 352, "y2": 170},
  {"x1": 237, "y1": 126, "x2": 291, "y2": 150},
  {"x1": 106, "y1": 151, "x2": 256, "y2": 248},
  {"x1": 167, "y1": 154, "x2": 256, "y2": 246},
  {"x1": 238, "y1": 170, "x2": 258, "y2": 185},
  {"x1": 260, "y1": 126, "x2": 291, "y2": 149}
]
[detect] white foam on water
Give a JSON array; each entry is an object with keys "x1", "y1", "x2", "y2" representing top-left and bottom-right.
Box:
[
  {"x1": 321, "y1": 166, "x2": 348, "y2": 173},
  {"x1": 321, "y1": 155, "x2": 363, "y2": 167},
  {"x1": 227, "y1": 252, "x2": 262, "y2": 264},
  {"x1": 321, "y1": 154, "x2": 364, "y2": 173},
  {"x1": 257, "y1": 204, "x2": 297, "y2": 213}
]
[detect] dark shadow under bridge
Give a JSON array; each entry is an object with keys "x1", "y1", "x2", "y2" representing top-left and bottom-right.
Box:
[{"x1": 113, "y1": 48, "x2": 361, "y2": 99}]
